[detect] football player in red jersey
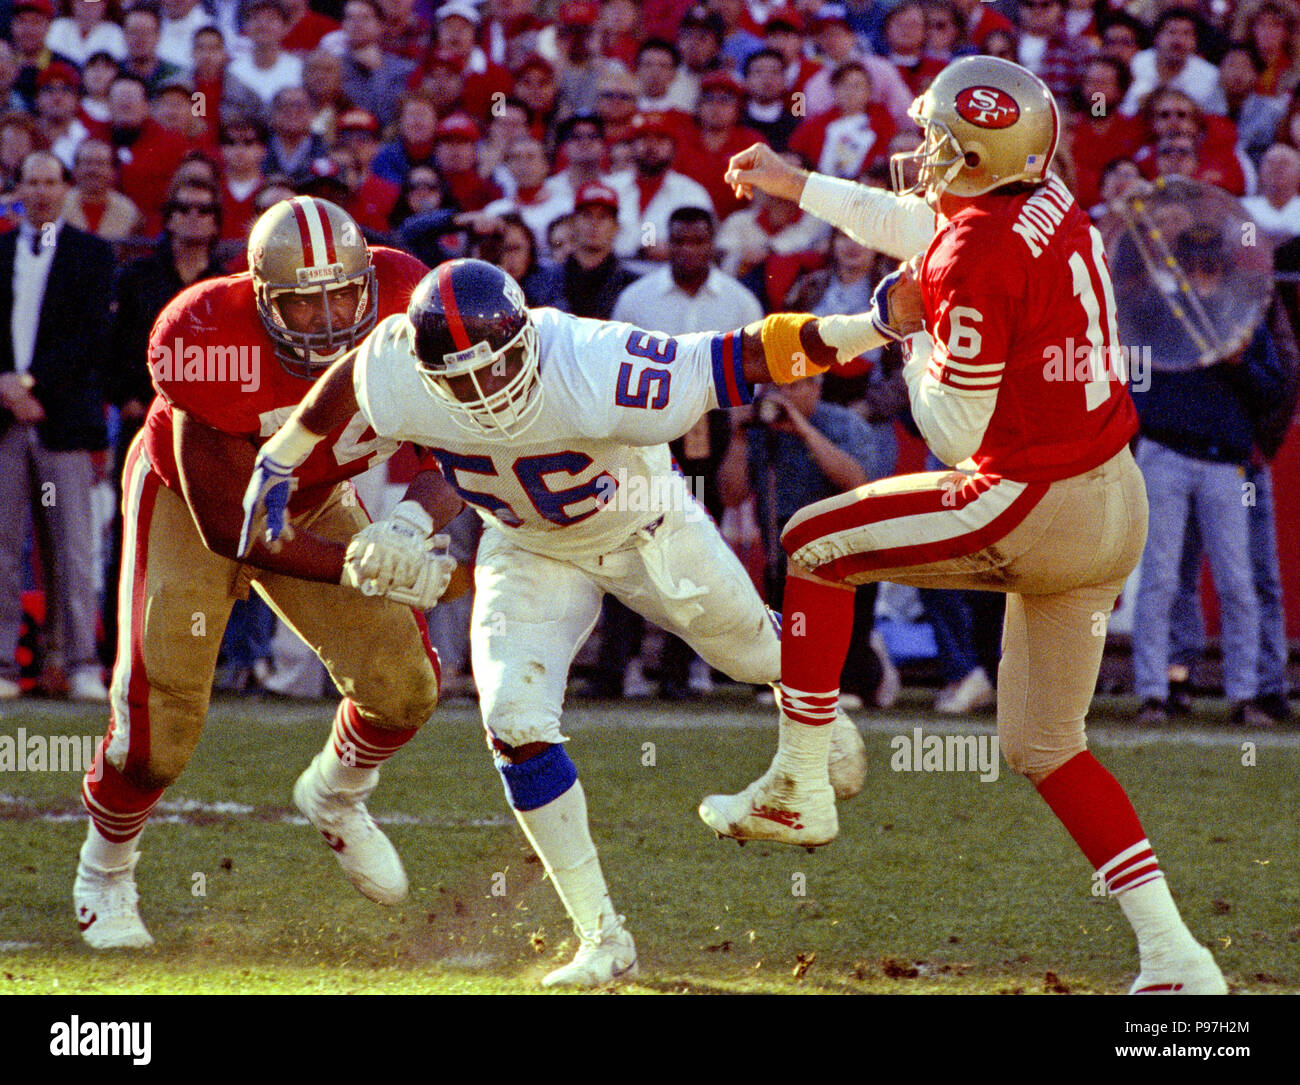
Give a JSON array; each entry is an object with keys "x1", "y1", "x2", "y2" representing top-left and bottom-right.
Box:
[
  {"x1": 704, "y1": 56, "x2": 1229, "y2": 994},
  {"x1": 74, "y1": 197, "x2": 462, "y2": 950}
]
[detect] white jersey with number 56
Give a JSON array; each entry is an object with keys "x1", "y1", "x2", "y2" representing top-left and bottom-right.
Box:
[{"x1": 353, "y1": 307, "x2": 755, "y2": 559}]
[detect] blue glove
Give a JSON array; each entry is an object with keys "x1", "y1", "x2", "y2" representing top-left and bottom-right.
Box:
[
  {"x1": 238, "y1": 453, "x2": 297, "y2": 558},
  {"x1": 869, "y1": 269, "x2": 906, "y2": 342}
]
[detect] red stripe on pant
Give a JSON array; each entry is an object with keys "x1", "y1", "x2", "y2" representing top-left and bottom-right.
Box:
[{"x1": 122, "y1": 459, "x2": 161, "y2": 778}]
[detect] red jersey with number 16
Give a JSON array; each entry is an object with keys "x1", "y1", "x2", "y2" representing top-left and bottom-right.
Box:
[
  {"x1": 920, "y1": 174, "x2": 1138, "y2": 482},
  {"x1": 140, "y1": 246, "x2": 428, "y2": 512}
]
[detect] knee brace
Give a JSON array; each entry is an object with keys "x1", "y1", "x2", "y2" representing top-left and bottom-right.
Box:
[{"x1": 495, "y1": 743, "x2": 578, "y2": 811}]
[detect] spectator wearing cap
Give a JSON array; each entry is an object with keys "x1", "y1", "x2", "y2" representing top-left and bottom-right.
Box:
[
  {"x1": 741, "y1": 48, "x2": 799, "y2": 151},
  {"x1": 803, "y1": 4, "x2": 913, "y2": 125},
  {"x1": 635, "y1": 38, "x2": 695, "y2": 117},
  {"x1": 228, "y1": 0, "x2": 304, "y2": 108},
  {"x1": 713, "y1": 0, "x2": 766, "y2": 72},
  {"x1": 264, "y1": 85, "x2": 329, "y2": 185},
  {"x1": 716, "y1": 148, "x2": 829, "y2": 289},
  {"x1": 513, "y1": 54, "x2": 561, "y2": 137},
  {"x1": 951, "y1": 0, "x2": 1013, "y2": 52},
  {"x1": 35, "y1": 62, "x2": 88, "y2": 170},
  {"x1": 434, "y1": 113, "x2": 504, "y2": 211},
  {"x1": 335, "y1": 105, "x2": 381, "y2": 165},
  {"x1": 535, "y1": 181, "x2": 638, "y2": 316},
  {"x1": 63, "y1": 136, "x2": 143, "y2": 239},
  {"x1": 593, "y1": 61, "x2": 639, "y2": 145},
  {"x1": 596, "y1": 0, "x2": 641, "y2": 69},
  {"x1": 1243, "y1": 143, "x2": 1300, "y2": 243},
  {"x1": 1208, "y1": 42, "x2": 1283, "y2": 166},
  {"x1": 119, "y1": 4, "x2": 184, "y2": 96},
  {"x1": 882, "y1": 1, "x2": 946, "y2": 97},
  {"x1": 1122, "y1": 8, "x2": 1218, "y2": 115},
  {"x1": 192, "y1": 26, "x2": 264, "y2": 146},
  {"x1": 608, "y1": 110, "x2": 714, "y2": 267},
  {"x1": 12, "y1": 0, "x2": 77, "y2": 109},
  {"x1": 106, "y1": 74, "x2": 189, "y2": 234},
  {"x1": 677, "y1": 70, "x2": 764, "y2": 222},
  {"x1": 217, "y1": 115, "x2": 270, "y2": 241},
  {"x1": 329, "y1": 0, "x2": 416, "y2": 127},
  {"x1": 481, "y1": 135, "x2": 572, "y2": 251},
  {"x1": 430, "y1": 1, "x2": 514, "y2": 123},
  {"x1": 46, "y1": 0, "x2": 128, "y2": 67},
  {"x1": 549, "y1": 0, "x2": 603, "y2": 116},
  {"x1": 369, "y1": 92, "x2": 440, "y2": 186},
  {"x1": 1066, "y1": 55, "x2": 1146, "y2": 209},
  {"x1": 279, "y1": 0, "x2": 340, "y2": 53},
  {"x1": 764, "y1": 6, "x2": 824, "y2": 98},
  {"x1": 789, "y1": 60, "x2": 896, "y2": 181},
  {"x1": 157, "y1": 0, "x2": 216, "y2": 69},
  {"x1": 380, "y1": 0, "x2": 433, "y2": 61}
]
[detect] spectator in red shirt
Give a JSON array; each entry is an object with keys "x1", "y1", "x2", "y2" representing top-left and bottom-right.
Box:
[
  {"x1": 411, "y1": 48, "x2": 468, "y2": 119},
  {"x1": 216, "y1": 115, "x2": 268, "y2": 242},
  {"x1": 280, "y1": 0, "x2": 341, "y2": 53},
  {"x1": 883, "y1": 1, "x2": 946, "y2": 96},
  {"x1": 764, "y1": 6, "x2": 824, "y2": 97},
  {"x1": 434, "y1": 113, "x2": 503, "y2": 211},
  {"x1": 1134, "y1": 87, "x2": 1247, "y2": 196},
  {"x1": 678, "y1": 71, "x2": 764, "y2": 222},
  {"x1": 788, "y1": 61, "x2": 897, "y2": 180},
  {"x1": 106, "y1": 74, "x2": 188, "y2": 235},
  {"x1": 191, "y1": 26, "x2": 263, "y2": 149},
  {"x1": 1069, "y1": 55, "x2": 1147, "y2": 209},
  {"x1": 597, "y1": 0, "x2": 641, "y2": 68},
  {"x1": 432, "y1": 1, "x2": 514, "y2": 123}
]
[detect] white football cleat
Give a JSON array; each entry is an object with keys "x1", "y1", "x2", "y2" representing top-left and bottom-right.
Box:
[
  {"x1": 1129, "y1": 945, "x2": 1228, "y2": 994},
  {"x1": 293, "y1": 755, "x2": 408, "y2": 905},
  {"x1": 699, "y1": 766, "x2": 838, "y2": 848},
  {"x1": 74, "y1": 853, "x2": 154, "y2": 949},
  {"x1": 542, "y1": 919, "x2": 639, "y2": 989},
  {"x1": 828, "y1": 710, "x2": 867, "y2": 801}
]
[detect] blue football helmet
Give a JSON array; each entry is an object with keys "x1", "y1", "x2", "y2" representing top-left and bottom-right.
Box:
[{"x1": 407, "y1": 259, "x2": 542, "y2": 440}]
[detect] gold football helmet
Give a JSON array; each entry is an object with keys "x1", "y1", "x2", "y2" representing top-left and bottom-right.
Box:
[
  {"x1": 247, "y1": 196, "x2": 378, "y2": 377},
  {"x1": 890, "y1": 56, "x2": 1060, "y2": 203}
]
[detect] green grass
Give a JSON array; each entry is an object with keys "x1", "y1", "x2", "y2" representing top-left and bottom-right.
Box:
[{"x1": 1, "y1": 696, "x2": 1296, "y2": 994}]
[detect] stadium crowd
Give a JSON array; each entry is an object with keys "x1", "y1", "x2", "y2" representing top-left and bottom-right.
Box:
[{"x1": 1, "y1": 0, "x2": 1298, "y2": 727}]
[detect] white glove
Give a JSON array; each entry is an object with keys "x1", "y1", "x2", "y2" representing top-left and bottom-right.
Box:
[{"x1": 342, "y1": 501, "x2": 456, "y2": 609}]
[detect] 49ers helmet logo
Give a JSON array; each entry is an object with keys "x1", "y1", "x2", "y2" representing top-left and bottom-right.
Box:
[{"x1": 955, "y1": 86, "x2": 1020, "y2": 128}]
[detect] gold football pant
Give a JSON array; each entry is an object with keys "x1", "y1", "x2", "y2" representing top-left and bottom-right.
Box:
[
  {"x1": 782, "y1": 447, "x2": 1147, "y2": 781},
  {"x1": 103, "y1": 440, "x2": 441, "y2": 789}
]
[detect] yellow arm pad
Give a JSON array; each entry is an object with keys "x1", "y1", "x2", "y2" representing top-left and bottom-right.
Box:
[{"x1": 760, "y1": 313, "x2": 829, "y2": 384}]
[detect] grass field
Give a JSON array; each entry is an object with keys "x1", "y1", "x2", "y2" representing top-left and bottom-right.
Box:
[{"x1": 1, "y1": 692, "x2": 1297, "y2": 995}]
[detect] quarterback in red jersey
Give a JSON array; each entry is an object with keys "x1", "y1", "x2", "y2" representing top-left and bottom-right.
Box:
[
  {"x1": 706, "y1": 56, "x2": 1228, "y2": 994},
  {"x1": 74, "y1": 197, "x2": 462, "y2": 950}
]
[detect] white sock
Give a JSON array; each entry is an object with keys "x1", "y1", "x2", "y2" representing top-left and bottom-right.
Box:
[
  {"x1": 771, "y1": 710, "x2": 833, "y2": 785},
  {"x1": 80, "y1": 822, "x2": 140, "y2": 871},
  {"x1": 317, "y1": 745, "x2": 379, "y2": 793},
  {"x1": 513, "y1": 780, "x2": 618, "y2": 941},
  {"x1": 1117, "y1": 877, "x2": 1201, "y2": 963}
]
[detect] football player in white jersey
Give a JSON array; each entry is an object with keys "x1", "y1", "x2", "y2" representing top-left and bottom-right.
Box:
[{"x1": 236, "y1": 257, "x2": 874, "y2": 987}]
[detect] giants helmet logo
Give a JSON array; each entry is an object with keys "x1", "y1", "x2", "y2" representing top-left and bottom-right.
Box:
[{"x1": 955, "y1": 86, "x2": 1020, "y2": 129}]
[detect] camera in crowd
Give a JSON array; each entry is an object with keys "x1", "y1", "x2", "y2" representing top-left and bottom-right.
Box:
[{"x1": 747, "y1": 388, "x2": 790, "y2": 427}]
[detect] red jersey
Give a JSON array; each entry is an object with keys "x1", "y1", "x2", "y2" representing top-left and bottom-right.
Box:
[
  {"x1": 141, "y1": 246, "x2": 429, "y2": 512},
  {"x1": 920, "y1": 175, "x2": 1138, "y2": 482}
]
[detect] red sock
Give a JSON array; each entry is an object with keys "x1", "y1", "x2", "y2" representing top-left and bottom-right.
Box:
[
  {"x1": 779, "y1": 574, "x2": 856, "y2": 726},
  {"x1": 81, "y1": 740, "x2": 163, "y2": 843},
  {"x1": 1036, "y1": 751, "x2": 1163, "y2": 892},
  {"x1": 332, "y1": 700, "x2": 418, "y2": 769}
]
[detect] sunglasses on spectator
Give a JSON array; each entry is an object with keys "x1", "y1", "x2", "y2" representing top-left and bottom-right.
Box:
[
  {"x1": 598, "y1": 90, "x2": 636, "y2": 100},
  {"x1": 170, "y1": 201, "x2": 218, "y2": 215},
  {"x1": 1156, "y1": 107, "x2": 1194, "y2": 119}
]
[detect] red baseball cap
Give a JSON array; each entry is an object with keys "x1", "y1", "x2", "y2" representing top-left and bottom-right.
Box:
[
  {"x1": 14, "y1": 0, "x2": 55, "y2": 16},
  {"x1": 631, "y1": 111, "x2": 678, "y2": 141},
  {"x1": 337, "y1": 107, "x2": 381, "y2": 135},
  {"x1": 574, "y1": 182, "x2": 620, "y2": 212},
  {"x1": 436, "y1": 113, "x2": 481, "y2": 142},
  {"x1": 558, "y1": 1, "x2": 599, "y2": 28},
  {"x1": 765, "y1": 5, "x2": 805, "y2": 33},
  {"x1": 37, "y1": 60, "x2": 81, "y2": 90},
  {"x1": 699, "y1": 71, "x2": 746, "y2": 98}
]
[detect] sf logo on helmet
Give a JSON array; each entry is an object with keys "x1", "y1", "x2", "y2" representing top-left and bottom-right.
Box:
[{"x1": 955, "y1": 86, "x2": 1020, "y2": 129}]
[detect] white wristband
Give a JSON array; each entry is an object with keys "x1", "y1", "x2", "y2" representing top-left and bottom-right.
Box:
[
  {"x1": 259, "y1": 416, "x2": 322, "y2": 468},
  {"x1": 816, "y1": 312, "x2": 888, "y2": 363}
]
